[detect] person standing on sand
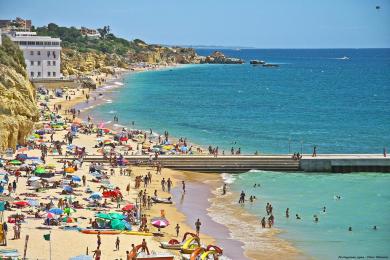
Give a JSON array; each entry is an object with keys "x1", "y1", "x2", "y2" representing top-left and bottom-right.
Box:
[
  {"x1": 97, "y1": 232, "x2": 101, "y2": 247},
  {"x1": 82, "y1": 175, "x2": 86, "y2": 186},
  {"x1": 93, "y1": 247, "x2": 101, "y2": 260},
  {"x1": 182, "y1": 181, "x2": 186, "y2": 193},
  {"x1": 167, "y1": 178, "x2": 172, "y2": 192},
  {"x1": 175, "y1": 224, "x2": 180, "y2": 237},
  {"x1": 195, "y1": 219, "x2": 201, "y2": 236},
  {"x1": 222, "y1": 184, "x2": 227, "y2": 195},
  {"x1": 115, "y1": 236, "x2": 120, "y2": 251},
  {"x1": 384, "y1": 147, "x2": 387, "y2": 157}
]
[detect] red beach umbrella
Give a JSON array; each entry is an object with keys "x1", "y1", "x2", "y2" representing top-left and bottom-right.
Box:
[
  {"x1": 13, "y1": 201, "x2": 30, "y2": 207},
  {"x1": 122, "y1": 204, "x2": 135, "y2": 211}
]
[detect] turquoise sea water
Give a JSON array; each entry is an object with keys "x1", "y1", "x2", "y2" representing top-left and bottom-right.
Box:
[
  {"x1": 229, "y1": 171, "x2": 390, "y2": 259},
  {"x1": 91, "y1": 49, "x2": 390, "y2": 154},
  {"x1": 87, "y1": 49, "x2": 390, "y2": 258}
]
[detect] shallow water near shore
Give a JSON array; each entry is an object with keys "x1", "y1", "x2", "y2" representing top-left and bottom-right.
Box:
[{"x1": 228, "y1": 171, "x2": 390, "y2": 259}]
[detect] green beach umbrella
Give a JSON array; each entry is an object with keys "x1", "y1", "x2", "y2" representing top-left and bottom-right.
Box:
[
  {"x1": 9, "y1": 160, "x2": 22, "y2": 165},
  {"x1": 64, "y1": 207, "x2": 76, "y2": 215},
  {"x1": 110, "y1": 219, "x2": 125, "y2": 230},
  {"x1": 35, "y1": 168, "x2": 46, "y2": 174},
  {"x1": 95, "y1": 213, "x2": 113, "y2": 220},
  {"x1": 109, "y1": 212, "x2": 125, "y2": 220}
]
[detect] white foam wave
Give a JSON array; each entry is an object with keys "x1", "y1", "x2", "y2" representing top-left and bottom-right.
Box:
[
  {"x1": 108, "y1": 110, "x2": 117, "y2": 114},
  {"x1": 221, "y1": 173, "x2": 237, "y2": 184},
  {"x1": 114, "y1": 81, "x2": 124, "y2": 86},
  {"x1": 113, "y1": 124, "x2": 126, "y2": 128},
  {"x1": 105, "y1": 99, "x2": 113, "y2": 103}
]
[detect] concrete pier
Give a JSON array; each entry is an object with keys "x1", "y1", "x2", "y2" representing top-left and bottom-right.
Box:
[{"x1": 56, "y1": 154, "x2": 390, "y2": 173}]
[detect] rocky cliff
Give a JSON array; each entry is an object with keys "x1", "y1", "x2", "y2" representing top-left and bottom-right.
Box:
[{"x1": 0, "y1": 36, "x2": 39, "y2": 152}]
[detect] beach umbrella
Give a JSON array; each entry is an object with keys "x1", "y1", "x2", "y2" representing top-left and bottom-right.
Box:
[
  {"x1": 9, "y1": 160, "x2": 22, "y2": 165},
  {"x1": 17, "y1": 147, "x2": 28, "y2": 153},
  {"x1": 35, "y1": 168, "x2": 46, "y2": 174},
  {"x1": 151, "y1": 217, "x2": 169, "y2": 228},
  {"x1": 109, "y1": 212, "x2": 125, "y2": 220},
  {"x1": 48, "y1": 208, "x2": 64, "y2": 215},
  {"x1": 71, "y1": 175, "x2": 81, "y2": 182},
  {"x1": 64, "y1": 207, "x2": 76, "y2": 215},
  {"x1": 27, "y1": 199, "x2": 39, "y2": 207},
  {"x1": 45, "y1": 212, "x2": 56, "y2": 219},
  {"x1": 62, "y1": 216, "x2": 75, "y2": 223},
  {"x1": 13, "y1": 201, "x2": 30, "y2": 207},
  {"x1": 69, "y1": 255, "x2": 92, "y2": 260},
  {"x1": 65, "y1": 167, "x2": 75, "y2": 173},
  {"x1": 45, "y1": 163, "x2": 56, "y2": 169},
  {"x1": 31, "y1": 159, "x2": 44, "y2": 165},
  {"x1": 110, "y1": 219, "x2": 126, "y2": 230},
  {"x1": 95, "y1": 213, "x2": 112, "y2": 220},
  {"x1": 28, "y1": 176, "x2": 41, "y2": 182},
  {"x1": 122, "y1": 204, "x2": 135, "y2": 211},
  {"x1": 63, "y1": 185, "x2": 73, "y2": 193},
  {"x1": 89, "y1": 192, "x2": 102, "y2": 200}
]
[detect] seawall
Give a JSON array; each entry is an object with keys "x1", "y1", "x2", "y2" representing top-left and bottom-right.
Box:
[{"x1": 55, "y1": 154, "x2": 390, "y2": 173}]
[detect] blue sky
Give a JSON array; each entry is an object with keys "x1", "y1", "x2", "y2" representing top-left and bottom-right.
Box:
[{"x1": 1, "y1": 0, "x2": 389, "y2": 48}]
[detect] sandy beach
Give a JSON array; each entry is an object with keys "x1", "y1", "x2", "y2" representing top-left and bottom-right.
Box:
[{"x1": 0, "y1": 71, "x2": 304, "y2": 260}]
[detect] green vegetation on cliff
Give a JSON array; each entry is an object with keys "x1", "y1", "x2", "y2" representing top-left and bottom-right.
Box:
[
  {"x1": 34, "y1": 23, "x2": 131, "y2": 55},
  {"x1": 0, "y1": 36, "x2": 27, "y2": 78}
]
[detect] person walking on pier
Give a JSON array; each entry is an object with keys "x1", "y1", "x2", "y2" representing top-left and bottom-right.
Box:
[
  {"x1": 384, "y1": 147, "x2": 387, "y2": 157},
  {"x1": 312, "y1": 146, "x2": 317, "y2": 157}
]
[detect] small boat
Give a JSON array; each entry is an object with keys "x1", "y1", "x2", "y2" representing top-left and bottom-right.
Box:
[
  {"x1": 262, "y1": 63, "x2": 279, "y2": 67},
  {"x1": 121, "y1": 230, "x2": 154, "y2": 236},
  {"x1": 339, "y1": 56, "x2": 350, "y2": 60},
  {"x1": 130, "y1": 244, "x2": 175, "y2": 260},
  {"x1": 161, "y1": 232, "x2": 198, "y2": 250},
  {"x1": 250, "y1": 60, "x2": 265, "y2": 65},
  {"x1": 80, "y1": 229, "x2": 121, "y2": 235},
  {"x1": 152, "y1": 197, "x2": 173, "y2": 204}
]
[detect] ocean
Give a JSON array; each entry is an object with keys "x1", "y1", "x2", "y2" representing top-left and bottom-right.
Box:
[
  {"x1": 90, "y1": 48, "x2": 390, "y2": 155},
  {"x1": 86, "y1": 49, "x2": 390, "y2": 259}
]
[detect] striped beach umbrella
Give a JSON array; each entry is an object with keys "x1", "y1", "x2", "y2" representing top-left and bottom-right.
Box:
[{"x1": 151, "y1": 217, "x2": 170, "y2": 228}]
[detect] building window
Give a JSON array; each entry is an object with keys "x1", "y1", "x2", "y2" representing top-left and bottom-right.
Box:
[
  {"x1": 37, "y1": 72, "x2": 41, "y2": 77},
  {"x1": 48, "y1": 72, "x2": 51, "y2": 77},
  {"x1": 30, "y1": 71, "x2": 34, "y2": 77},
  {"x1": 37, "y1": 51, "x2": 41, "y2": 55},
  {"x1": 47, "y1": 61, "x2": 51, "y2": 66},
  {"x1": 37, "y1": 61, "x2": 41, "y2": 66},
  {"x1": 52, "y1": 61, "x2": 56, "y2": 66},
  {"x1": 30, "y1": 61, "x2": 34, "y2": 66},
  {"x1": 30, "y1": 50, "x2": 34, "y2": 55},
  {"x1": 53, "y1": 51, "x2": 56, "y2": 58},
  {"x1": 53, "y1": 72, "x2": 56, "y2": 77},
  {"x1": 47, "y1": 51, "x2": 50, "y2": 57}
]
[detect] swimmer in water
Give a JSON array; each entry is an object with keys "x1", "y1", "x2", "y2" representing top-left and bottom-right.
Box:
[
  {"x1": 249, "y1": 196, "x2": 253, "y2": 203},
  {"x1": 323, "y1": 206, "x2": 326, "y2": 213},
  {"x1": 348, "y1": 226, "x2": 352, "y2": 231},
  {"x1": 254, "y1": 184, "x2": 256, "y2": 188},
  {"x1": 314, "y1": 215, "x2": 319, "y2": 222},
  {"x1": 296, "y1": 214, "x2": 301, "y2": 220},
  {"x1": 373, "y1": 226, "x2": 377, "y2": 230},
  {"x1": 286, "y1": 208, "x2": 289, "y2": 218}
]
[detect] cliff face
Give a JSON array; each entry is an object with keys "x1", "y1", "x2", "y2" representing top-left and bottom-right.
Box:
[
  {"x1": 127, "y1": 42, "x2": 199, "y2": 64},
  {"x1": 0, "y1": 36, "x2": 39, "y2": 152},
  {"x1": 61, "y1": 48, "x2": 128, "y2": 76}
]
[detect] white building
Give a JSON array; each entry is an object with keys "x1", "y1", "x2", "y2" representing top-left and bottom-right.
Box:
[{"x1": 8, "y1": 31, "x2": 61, "y2": 79}]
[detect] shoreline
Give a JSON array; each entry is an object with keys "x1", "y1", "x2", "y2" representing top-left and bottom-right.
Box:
[{"x1": 41, "y1": 66, "x2": 305, "y2": 259}]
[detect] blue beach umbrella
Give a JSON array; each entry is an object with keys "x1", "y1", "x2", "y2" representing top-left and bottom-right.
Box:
[
  {"x1": 89, "y1": 192, "x2": 102, "y2": 200},
  {"x1": 49, "y1": 208, "x2": 64, "y2": 215},
  {"x1": 71, "y1": 176, "x2": 81, "y2": 182},
  {"x1": 63, "y1": 185, "x2": 73, "y2": 193}
]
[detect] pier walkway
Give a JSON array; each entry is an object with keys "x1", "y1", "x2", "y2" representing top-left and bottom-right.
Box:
[{"x1": 54, "y1": 154, "x2": 390, "y2": 173}]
